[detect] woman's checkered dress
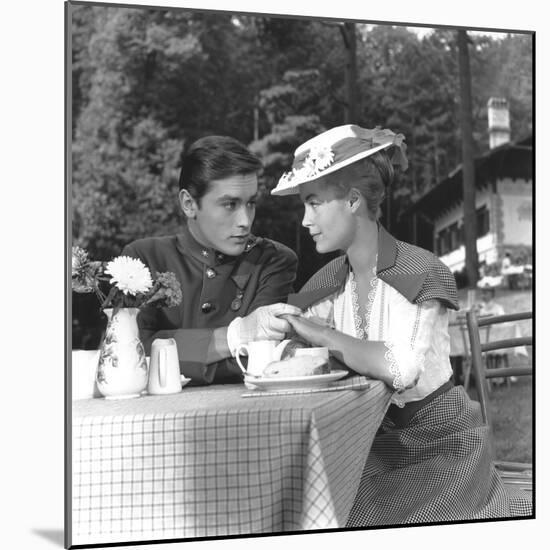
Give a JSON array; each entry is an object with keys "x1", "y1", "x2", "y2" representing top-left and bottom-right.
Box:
[
  {"x1": 298, "y1": 232, "x2": 532, "y2": 526},
  {"x1": 346, "y1": 385, "x2": 531, "y2": 526}
]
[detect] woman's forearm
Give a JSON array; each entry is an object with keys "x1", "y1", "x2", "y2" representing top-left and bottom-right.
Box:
[{"x1": 320, "y1": 328, "x2": 395, "y2": 387}]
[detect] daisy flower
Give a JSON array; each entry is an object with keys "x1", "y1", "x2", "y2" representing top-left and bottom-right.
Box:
[
  {"x1": 309, "y1": 145, "x2": 334, "y2": 171},
  {"x1": 104, "y1": 256, "x2": 153, "y2": 295}
]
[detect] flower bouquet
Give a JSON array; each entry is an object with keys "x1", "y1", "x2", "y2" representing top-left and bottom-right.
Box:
[
  {"x1": 72, "y1": 246, "x2": 182, "y2": 313},
  {"x1": 72, "y1": 246, "x2": 182, "y2": 399}
]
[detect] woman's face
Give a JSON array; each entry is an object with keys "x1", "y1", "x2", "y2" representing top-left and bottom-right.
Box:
[{"x1": 299, "y1": 179, "x2": 356, "y2": 253}]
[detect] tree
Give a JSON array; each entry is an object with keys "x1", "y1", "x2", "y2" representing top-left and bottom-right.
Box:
[
  {"x1": 340, "y1": 22, "x2": 358, "y2": 123},
  {"x1": 249, "y1": 70, "x2": 331, "y2": 287},
  {"x1": 457, "y1": 30, "x2": 478, "y2": 288},
  {"x1": 70, "y1": 5, "x2": 533, "y2": 262}
]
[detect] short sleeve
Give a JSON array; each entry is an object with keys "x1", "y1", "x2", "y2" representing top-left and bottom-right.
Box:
[{"x1": 383, "y1": 299, "x2": 443, "y2": 392}]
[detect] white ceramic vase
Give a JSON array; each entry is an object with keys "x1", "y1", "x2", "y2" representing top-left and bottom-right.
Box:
[{"x1": 96, "y1": 307, "x2": 148, "y2": 399}]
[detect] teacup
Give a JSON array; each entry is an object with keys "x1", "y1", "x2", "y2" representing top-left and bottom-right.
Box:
[{"x1": 235, "y1": 339, "x2": 290, "y2": 377}]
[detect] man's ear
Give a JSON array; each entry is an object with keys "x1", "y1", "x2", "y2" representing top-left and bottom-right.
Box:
[{"x1": 179, "y1": 189, "x2": 198, "y2": 220}]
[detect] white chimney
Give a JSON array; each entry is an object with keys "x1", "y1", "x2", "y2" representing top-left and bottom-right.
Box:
[{"x1": 487, "y1": 97, "x2": 511, "y2": 149}]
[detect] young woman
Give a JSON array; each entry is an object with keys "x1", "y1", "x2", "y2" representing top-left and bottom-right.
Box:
[{"x1": 271, "y1": 124, "x2": 531, "y2": 526}]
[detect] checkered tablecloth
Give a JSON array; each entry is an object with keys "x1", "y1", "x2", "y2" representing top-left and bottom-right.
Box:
[{"x1": 70, "y1": 378, "x2": 391, "y2": 545}]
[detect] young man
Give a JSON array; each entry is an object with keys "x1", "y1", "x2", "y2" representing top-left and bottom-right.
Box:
[{"x1": 122, "y1": 135, "x2": 300, "y2": 384}]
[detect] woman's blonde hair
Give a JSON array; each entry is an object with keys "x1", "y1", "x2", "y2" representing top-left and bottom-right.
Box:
[{"x1": 319, "y1": 150, "x2": 396, "y2": 220}]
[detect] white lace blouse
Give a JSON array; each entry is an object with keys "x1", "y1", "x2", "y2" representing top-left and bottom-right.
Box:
[{"x1": 303, "y1": 268, "x2": 453, "y2": 407}]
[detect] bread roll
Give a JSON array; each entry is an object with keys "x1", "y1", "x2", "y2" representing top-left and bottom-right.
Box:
[{"x1": 263, "y1": 356, "x2": 329, "y2": 378}]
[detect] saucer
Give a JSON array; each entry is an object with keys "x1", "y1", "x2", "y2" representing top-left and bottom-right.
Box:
[{"x1": 244, "y1": 369, "x2": 348, "y2": 391}]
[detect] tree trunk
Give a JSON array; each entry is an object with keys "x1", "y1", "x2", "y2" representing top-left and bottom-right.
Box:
[
  {"x1": 457, "y1": 30, "x2": 478, "y2": 289},
  {"x1": 341, "y1": 22, "x2": 358, "y2": 123}
]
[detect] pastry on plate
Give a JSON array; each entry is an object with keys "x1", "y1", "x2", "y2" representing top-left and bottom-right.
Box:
[
  {"x1": 279, "y1": 337, "x2": 311, "y2": 360},
  {"x1": 262, "y1": 355, "x2": 329, "y2": 378}
]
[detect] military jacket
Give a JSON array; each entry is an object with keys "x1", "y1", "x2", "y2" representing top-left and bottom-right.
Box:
[{"x1": 122, "y1": 224, "x2": 298, "y2": 384}]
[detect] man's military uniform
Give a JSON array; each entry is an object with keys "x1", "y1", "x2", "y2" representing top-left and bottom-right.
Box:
[{"x1": 122, "y1": 224, "x2": 297, "y2": 384}]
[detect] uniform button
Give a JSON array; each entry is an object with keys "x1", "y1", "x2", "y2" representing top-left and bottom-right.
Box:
[
  {"x1": 201, "y1": 302, "x2": 213, "y2": 313},
  {"x1": 206, "y1": 268, "x2": 216, "y2": 279},
  {"x1": 216, "y1": 253, "x2": 224, "y2": 262},
  {"x1": 231, "y1": 291, "x2": 244, "y2": 311},
  {"x1": 201, "y1": 249, "x2": 209, "y2": 257}
]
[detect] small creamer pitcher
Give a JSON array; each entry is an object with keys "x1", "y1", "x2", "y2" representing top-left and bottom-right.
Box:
[{"x1": 147, "y1": 338, "x2": 182, "y2": 395}]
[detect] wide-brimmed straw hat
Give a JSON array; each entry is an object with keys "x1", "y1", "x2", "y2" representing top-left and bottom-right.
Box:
[{"x1": 271, "y1": 124, "x2": 408, "y2": 196}]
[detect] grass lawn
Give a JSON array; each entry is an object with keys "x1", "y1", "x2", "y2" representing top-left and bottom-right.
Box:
[
  {"x1": 467, "y1": 375, "x2": 533, "y2": 463},
  {"x1": 456, "y1": 287, "x2": 533, "y2": 463}
]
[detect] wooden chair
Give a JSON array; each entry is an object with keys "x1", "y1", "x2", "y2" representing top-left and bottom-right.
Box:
[
  {"x1": 449, "y1": 313, "x2": 474, "y2": 389},
  {"x1": 465, "y1": 309, "x2": 533, "y2": 493}
]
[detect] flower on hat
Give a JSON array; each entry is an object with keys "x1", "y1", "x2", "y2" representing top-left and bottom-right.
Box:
[
  {"x1": 278, "y1": 170, "x2": 294, "y2": 188},
  {"x1": 104, "y1": 256, "x2": 153, "y2": 295},
  {"x1": 309, "y1": 145, "x2": 334, "y2": 171},
  {"x1": 280, "y1": 144, "x2": 335, "y2": 186}
]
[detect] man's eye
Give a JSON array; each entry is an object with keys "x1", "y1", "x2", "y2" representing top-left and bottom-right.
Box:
[
  {"x1": 247, "y1": 201, "x2": 257, "y2": 208},
  {"x1": 224, "y1": 201, "x2": 237, "y2": 210}
]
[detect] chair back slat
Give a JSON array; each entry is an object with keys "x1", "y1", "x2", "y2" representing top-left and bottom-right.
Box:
[
  {"x1": 481, "y1": 336, "x2": 532, "y2": 353},
  {"x1": 484, "y1": 366, "x2": 532, "y2": 379},
  {"x1": 477, "y1": 311, "x2": 532, "y2": 327}
]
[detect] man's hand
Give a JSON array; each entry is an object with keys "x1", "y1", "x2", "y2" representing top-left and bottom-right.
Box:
[{"x1": 227, "y1": 303, "x2": 302, "y2": 354}]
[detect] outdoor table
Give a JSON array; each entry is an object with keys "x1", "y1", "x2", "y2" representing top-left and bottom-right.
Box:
[{"x1": 70, "y1": 376, "x2": 392, "y2": 546}]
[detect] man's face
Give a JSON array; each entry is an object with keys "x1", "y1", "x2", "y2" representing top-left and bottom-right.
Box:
[{"x1": 187, "y1": 173, "x2": 258, "y2": 256}]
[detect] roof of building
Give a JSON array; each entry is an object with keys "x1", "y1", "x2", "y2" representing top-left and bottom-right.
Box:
[{"x1": 407, "y1": 135, "x2": 532, "y2": 219}]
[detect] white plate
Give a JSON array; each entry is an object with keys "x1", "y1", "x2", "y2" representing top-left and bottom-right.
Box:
[{"x1": 244, "y1": 369, "x2": 348, "y2": 390}]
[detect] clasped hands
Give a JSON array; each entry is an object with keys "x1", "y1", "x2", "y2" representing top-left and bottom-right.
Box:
[{"x1": 226, "y1": 303, "x2": 332, "y2": 355}]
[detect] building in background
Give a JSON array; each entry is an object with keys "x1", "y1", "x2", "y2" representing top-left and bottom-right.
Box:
[{"x1": 406, "y1": 98, "x2": 532, "y2": 280}]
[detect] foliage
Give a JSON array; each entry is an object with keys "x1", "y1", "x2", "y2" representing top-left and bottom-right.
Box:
[{"x1": 69, "y1": 4, "x2": 533, "y2": 340}]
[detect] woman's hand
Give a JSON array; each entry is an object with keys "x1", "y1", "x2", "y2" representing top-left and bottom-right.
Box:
[{"x1": 281, "y1": 314, "x2": 332, "y2": 347}]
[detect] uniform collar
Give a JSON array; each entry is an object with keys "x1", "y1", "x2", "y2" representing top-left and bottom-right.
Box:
[{"x1": 176, "y1": 223, "x2": 258, "y2": 267}]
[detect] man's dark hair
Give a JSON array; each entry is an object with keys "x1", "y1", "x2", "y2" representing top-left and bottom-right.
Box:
[{"x1": 178, "y1": 135, "x2": 262, "y2": 203}]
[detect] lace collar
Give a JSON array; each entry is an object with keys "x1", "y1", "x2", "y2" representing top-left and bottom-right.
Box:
[{"x1": 348, "y1": 259, "x2": 378, "y2": 340}]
